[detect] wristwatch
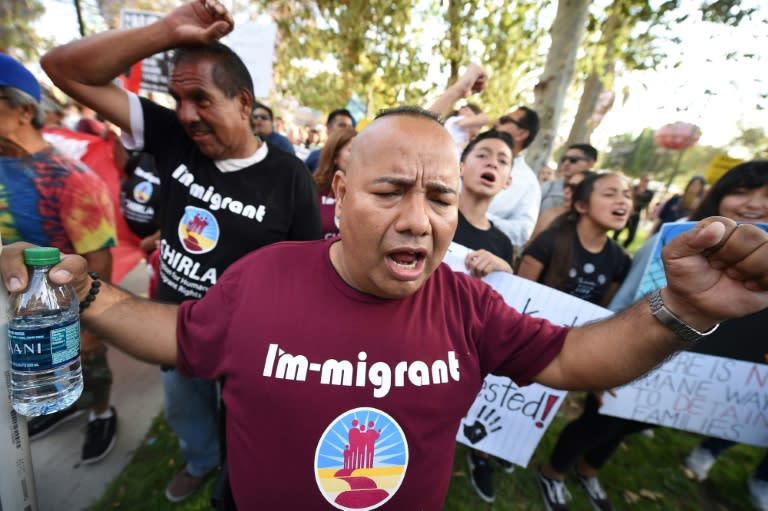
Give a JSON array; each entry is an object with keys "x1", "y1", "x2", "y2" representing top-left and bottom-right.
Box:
[{"x1": 647, "y1": 289, "x2": 720, "y2": 344}]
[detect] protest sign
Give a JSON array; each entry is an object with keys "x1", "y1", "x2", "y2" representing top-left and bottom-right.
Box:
[
  {"x1": 444, "y1": 243, "x2": 612, "y2": 467},
  {"x1": 600, "y1": 352, "x2": 768, "y2": 447},
  {"x1": 120, "y1": 9, "x2": 171, "y2": 94},
  {"x1": 224, "y1": 22, "x2": 277, "y2": 99}
]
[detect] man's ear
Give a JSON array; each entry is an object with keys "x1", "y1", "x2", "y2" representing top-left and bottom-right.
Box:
[
  {"x1": 332, "y1": 170, "x2": 347, "y2": 218},
  {"x1": 238, "y1": 89, "x2": 254, "y2": 120}
]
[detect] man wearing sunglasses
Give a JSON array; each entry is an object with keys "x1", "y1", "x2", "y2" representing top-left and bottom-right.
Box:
[
  {"x1": 486, "y1": 107, "x2": 542, "y2": 247},
  {"x1": 540, "y1": 143, "x2": 597, "y2": 210}
]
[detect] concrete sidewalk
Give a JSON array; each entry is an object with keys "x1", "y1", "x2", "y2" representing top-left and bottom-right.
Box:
[{"x1": 29, "y1": 260, "x2": 165, "y2": 511}]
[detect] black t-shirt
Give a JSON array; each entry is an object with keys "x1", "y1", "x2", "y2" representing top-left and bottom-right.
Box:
[
  {"x1": 523, "y1": 228, "x2": 631, "y2": 304},
  {"x1": 140, "y1": 98, "x2": 322, "y2": 302},
  {"x1": 453, "y1": 211, "x2": 513, "y2": 263},
  {"x1": 690, "y1": 308, "x2": 768, "y2": 364},
  {"x1": 120, "y1": 151, "x2": 161, "y2": 238}
]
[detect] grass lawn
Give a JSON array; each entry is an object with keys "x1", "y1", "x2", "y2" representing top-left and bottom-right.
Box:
[{"x1": 87, "y1": 394, "x2": 763, "y2": 510}]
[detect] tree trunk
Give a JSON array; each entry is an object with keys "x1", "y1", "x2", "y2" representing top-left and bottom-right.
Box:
[
  {"x1": 565, "y1": 10, "x2": 619, "y2": 149},
  {"x1": 565, "y1": 72, "x2": 603, "y2": 147},
  {"x1": 526, "y1": 0, "x2": 591, "y2": 175},
  {"x1": 74, "y1": 0, "x2": 86, "y2": 36},
  {"x1": 447, "y1": 0, "x2": 461, "y2": 86}
]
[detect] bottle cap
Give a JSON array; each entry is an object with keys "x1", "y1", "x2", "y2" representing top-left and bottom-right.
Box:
[{"x1": 23, "y1": 247, "x2": 61, "y2": 266}]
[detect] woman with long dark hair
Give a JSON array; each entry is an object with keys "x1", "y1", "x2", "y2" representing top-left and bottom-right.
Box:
[
  {"x1": 518, "y1": 172, "x2": 633, "y2": 306},
  {"x1": 313, "y1": 127, "x2": 356, "y2": 239}
]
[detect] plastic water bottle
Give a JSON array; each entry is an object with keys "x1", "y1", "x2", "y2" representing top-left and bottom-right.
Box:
[{"x1": 7, "y1": 247, "x2": 83, "y2": 416}]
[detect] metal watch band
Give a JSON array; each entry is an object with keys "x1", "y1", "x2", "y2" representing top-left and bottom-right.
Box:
[{"x1": 647, "y1": 289, "x2": 720, "y2": 344}]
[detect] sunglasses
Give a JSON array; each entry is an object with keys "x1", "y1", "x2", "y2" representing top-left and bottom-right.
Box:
[
  {"x1": 560, "y1": 155, "x2": 589, "y2": 164},
  {"x1": 565, "y1": 182, "x2": 582, "y2": 192},
  {"x1": 498, "y1": 115, "x2": 525, "y2": 129},
  {"x1": 252, "y1": 114, "x2": 271, "y2": 121}
]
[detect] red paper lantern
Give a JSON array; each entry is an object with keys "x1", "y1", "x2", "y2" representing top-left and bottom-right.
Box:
[{"x1": 654, "y1": 122, "x2": 701, "y2": 150}]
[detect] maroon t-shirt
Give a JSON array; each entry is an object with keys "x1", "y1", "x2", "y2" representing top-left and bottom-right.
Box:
[{"x1": 177, "y1": 239, "x2": 568, "y2": 510}]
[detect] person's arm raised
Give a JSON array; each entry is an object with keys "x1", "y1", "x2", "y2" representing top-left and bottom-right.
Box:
[
  {"x1": 1, "y1": 242, "x2": 179, "y2": 366},
  {"x1": 40, "y1": 0, "x2": 234, "y2": 133},
  {"x1": 533, "y1": 218, "x2": 768, "y2": 390},
  {"x1": 427, "y1": 63, "x2": 488, "y2": 118}
]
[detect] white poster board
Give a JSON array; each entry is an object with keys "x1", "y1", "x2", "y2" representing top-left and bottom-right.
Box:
[
  {"x1": 600, "y1": 350, "x2": 768, "y2": 447},
  {"x1": 445, "y1": 243, "x2": 612, "y2": 466},
  {"x1": 224, "y1": 22, "x2": 277, "y2": 98}
]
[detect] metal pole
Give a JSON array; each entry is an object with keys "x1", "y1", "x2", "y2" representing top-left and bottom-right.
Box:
[{"x1": 0, "y1": 235, "x2": 38, "y2": 511}]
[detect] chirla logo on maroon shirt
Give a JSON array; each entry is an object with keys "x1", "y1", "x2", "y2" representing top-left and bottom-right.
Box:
[
  {"x1": 315, "y1": 407, "x2": 408, "y2": 510},
  {"x1": 262, "y1": 344, "x2": 461, "y2": 398}
]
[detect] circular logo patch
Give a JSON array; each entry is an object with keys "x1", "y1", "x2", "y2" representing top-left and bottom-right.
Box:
[
  {"x1": 314, "y1": 407, "x2": 408, "y2": 510},
  {"x1": 132, "y1": 181, "x2": 153, "y2": 204},
  {"x1": 177, "y1": 206, "x2": 219, "y2": 254}
]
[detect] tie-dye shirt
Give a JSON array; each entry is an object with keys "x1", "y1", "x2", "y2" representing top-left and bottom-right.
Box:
[{"x1": 0, "y1": 146, "x2": 116, "y2": 254}]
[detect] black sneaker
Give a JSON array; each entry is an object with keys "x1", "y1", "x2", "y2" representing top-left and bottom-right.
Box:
[
  {"x1": 27, "y1": 406, "x2": 85, "y2": 440},
  {"x1": 575, "y1": 472, "x2": 615, "y2": 511},
  {"x1": 81, "y1": 407, "x2": 117, "y2": 464},
  {"x1": 537, "y1": 467, "x2": 571, "y2": 511},
  {"x1": 466, "y1": 450, "x2": 495, "y2": 503}
]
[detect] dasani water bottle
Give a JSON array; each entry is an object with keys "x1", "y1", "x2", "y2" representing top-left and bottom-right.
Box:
[{"x1": 7, "y1": 247, "x2": 83, "y2": 416}]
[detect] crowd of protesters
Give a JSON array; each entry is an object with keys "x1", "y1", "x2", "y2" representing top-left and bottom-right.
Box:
[{"x1": 1, "y1": 0, "x2": 767, "y2": 510}]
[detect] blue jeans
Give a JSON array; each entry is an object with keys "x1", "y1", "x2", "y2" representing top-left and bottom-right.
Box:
[{"x1": 162, "y1": 369, "x2": 220, "y2": 477}]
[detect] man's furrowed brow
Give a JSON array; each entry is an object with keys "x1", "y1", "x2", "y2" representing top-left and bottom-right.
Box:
[
  {"x1": 427, "y1": 182, "x2": 457, "y2": 196},
  {"x1": 371, "y1": 176, "x2": 457, "y2": 195}
]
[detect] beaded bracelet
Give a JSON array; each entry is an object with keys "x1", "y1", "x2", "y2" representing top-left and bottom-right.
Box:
[{"x1": 79, "y1": 271, "x2": 101, "y2": 313}]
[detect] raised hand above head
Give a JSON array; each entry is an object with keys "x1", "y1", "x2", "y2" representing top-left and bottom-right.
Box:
[{"x1": 162, "y1": 0, "x2": 235, "y2": 45}]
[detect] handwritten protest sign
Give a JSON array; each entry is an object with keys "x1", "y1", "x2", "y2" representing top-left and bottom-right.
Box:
[
  {"x1": 600, "y1": 352, "x2": 768, "y2": 447},
  {"x1": 444, "y1": 243, "x2": 612, "y2": 466}
]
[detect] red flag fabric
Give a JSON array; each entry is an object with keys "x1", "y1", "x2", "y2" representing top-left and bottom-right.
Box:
[{"x1": 42, "y1": 127, "x2": 144, "y2": 284}]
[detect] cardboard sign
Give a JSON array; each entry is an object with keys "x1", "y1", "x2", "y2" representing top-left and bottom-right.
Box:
[
  {"x1": 120, "y1": 9, "x2": 171, "y2": 94},
  {"x1": 445, "y1": 243, "x2": 612, "y2": 466}
]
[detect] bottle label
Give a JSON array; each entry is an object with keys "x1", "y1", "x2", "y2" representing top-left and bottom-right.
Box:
[{"x1": 8, "y1": 318, "x2": 80, "y2": 371}]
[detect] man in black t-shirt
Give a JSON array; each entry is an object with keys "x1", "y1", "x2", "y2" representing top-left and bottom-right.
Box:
[{"x1": 42, "y1": 13, "x2": 322, "y2": 503}]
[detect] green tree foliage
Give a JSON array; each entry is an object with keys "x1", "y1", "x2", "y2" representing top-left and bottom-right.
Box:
[
  {"x1": 434, "y1": 0, "x2": 547, "y2": 118},
  {"x1": 253, "y1": 0, "x2": 432, "y2": 116},
  {"x1": 566, "y1": 0, "x2": 679, "y2": 147},
  {"x1": 0, "y1": 0, "x2": 49, "y2": 58},
  {"x1": 605, "y1": 128, "x2": 720, "y2": 192},
  {"x1": 567, "y1": 0, "x2": 763, "y2": 150},
  {"x1": 730, "y1": 126, "x2": 768, "y2": 159}
]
